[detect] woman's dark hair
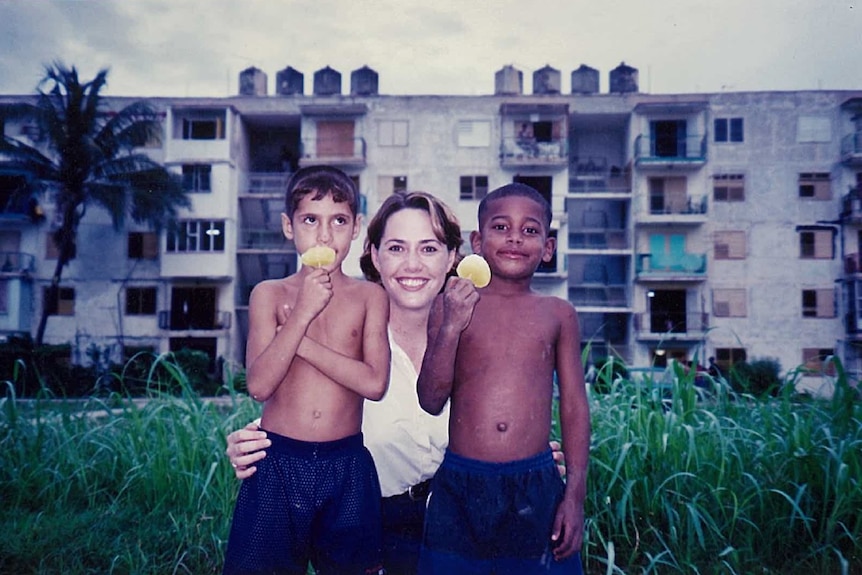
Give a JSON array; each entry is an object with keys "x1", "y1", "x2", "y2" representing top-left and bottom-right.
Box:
[{"x1": 360, "y1": 191, "x2": 463, "y2": 283}]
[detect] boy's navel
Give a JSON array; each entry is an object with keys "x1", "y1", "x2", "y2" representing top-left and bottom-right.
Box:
[
  {"x1": 313, "y1": 410, "x2": 322, "y2": 419},
  {"x1": 496, "y1": 422, "x2": 508, "y2": 432}
]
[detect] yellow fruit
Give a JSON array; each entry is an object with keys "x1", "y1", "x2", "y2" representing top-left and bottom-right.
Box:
[
  {"x1": 300, "y1": 246, "x2": 336, "y2": 268},
  {"x1": 457, "y1": 254, "x2": 492, "y2": 288}
]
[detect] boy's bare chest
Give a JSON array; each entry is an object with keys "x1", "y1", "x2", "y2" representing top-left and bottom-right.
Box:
[{"x1": 464, "y1": 298, "x2": 557, "y2": 354}]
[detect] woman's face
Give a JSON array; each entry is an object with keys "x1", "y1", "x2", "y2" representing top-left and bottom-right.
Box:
[{"x1": 371, "y1": 208, "x2": 455, "y2": 313}]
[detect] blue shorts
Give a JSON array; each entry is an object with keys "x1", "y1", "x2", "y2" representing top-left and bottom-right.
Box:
[
  {"x1": 418, "y1": 449, "x2": 583, "y2": 575},
  {"x1": 223, "y1": 431, "x2": 384, "y2": 575}
]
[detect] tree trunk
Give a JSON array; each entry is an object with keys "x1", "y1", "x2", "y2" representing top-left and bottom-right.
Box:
[{"x1": 34, "y1": 218, "x2": 76, "y2": 346}]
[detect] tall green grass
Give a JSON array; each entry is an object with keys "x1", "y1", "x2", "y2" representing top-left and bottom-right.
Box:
[{"x1": 2, "y1": 354, "x2": 860, "y2": 574}]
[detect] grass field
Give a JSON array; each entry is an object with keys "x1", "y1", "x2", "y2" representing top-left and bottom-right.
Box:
[{"x1": 2, "y1": 355, "x2": 860, "y2": 574}]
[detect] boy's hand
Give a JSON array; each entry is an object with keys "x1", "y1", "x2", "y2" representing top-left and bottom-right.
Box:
[
  {"x1": 550, "y1": 495, "x2": 584, "y2": 561},
  {"x1": 440, "y1": 276, "x2": 480, "y2": 333},
  {"x1": 226, "y1": 420, "x2": 270, "y2": 480},
  {"x1": 294, "y1": 268, "x2": 332, "y2": 323}
]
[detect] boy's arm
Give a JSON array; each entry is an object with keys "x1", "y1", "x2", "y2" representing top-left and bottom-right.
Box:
[
  {"x1": 551, "y1": 300, "x2": 591, "y2": 561},
  {"x1": 245, "y1": 271, "x2": 331, "y2": 402},
  {"x1": 417, "y1": 277, "x2": 479, "y2": 415},
  {"x1": 294, "y1": 284, "x2": 391, "y2": 400}
]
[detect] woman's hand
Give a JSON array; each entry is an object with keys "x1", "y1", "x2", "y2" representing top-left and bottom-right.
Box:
[
  {"x1": 226, "y1": 420, "x2": 270, "y2": 480},
  {"x1": 550, "y1": 440, "x2": 566, "y2": 477}
]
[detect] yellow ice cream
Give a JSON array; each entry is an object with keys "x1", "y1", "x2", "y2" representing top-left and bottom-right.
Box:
[
  {"x1": 300, "y1": 246, "x2": 336, "y2": 268},
  {"x1": 457, "y1": 254, "x2": 491, "y2": 288}
]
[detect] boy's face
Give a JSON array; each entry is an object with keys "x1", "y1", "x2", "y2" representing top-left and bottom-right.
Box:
[
  {"x1": 282, "y1": 192, "x2": 360, "y2": 270},
  {"x1": 470, "y1": 196, "x2": 555, "y2": 281}
]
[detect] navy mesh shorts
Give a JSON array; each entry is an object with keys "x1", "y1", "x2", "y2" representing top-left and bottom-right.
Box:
[
  {"x1": 418, "y1": 449, "x2": 583, "y2": 575},
  {"x1": 223, "y1": 431, "x2": 385, "y2": 575}
]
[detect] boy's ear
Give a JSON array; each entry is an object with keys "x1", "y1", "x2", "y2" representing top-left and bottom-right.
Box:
[
  {"x1": 351, "y1": 214, "x2": 362, "y2": 241},
  {"x1": 281, "y1": 213, "x2": 294, "y2": 240},
  {"x1": 541, "y1": 233, "x2": 557, "y2": 263},
  {"x1": 469, "y1": 230, "x2": 483, "y2": 255}
]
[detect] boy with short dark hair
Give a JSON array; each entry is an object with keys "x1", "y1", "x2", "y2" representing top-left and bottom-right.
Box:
[
  {"x1": 417, "y1": 182, "x2": 590, "y2": 574},
  {"x1": 223, "y1": 166, "x2": 390, "y2": 575}
]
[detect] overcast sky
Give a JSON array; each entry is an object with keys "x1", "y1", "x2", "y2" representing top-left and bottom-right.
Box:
[{"x1": 1, "y1": 0, "x2": 860, "y2": 99}]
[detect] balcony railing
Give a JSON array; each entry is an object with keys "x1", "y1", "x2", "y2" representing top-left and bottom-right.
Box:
[
  {"x1": 238, "y1": 228, "x2": 288, "y2": 250},
  {"x1": 568, "y1": 228, "x2": 629, "y2": 250},
  {"x1": 299, "y1": 137, "x2": 366, "y2": 166},
  {"x1": 568, "y1": 285, "x2": 628, "y2": 307},
  {"x1": 841, "y1": 131, "x2": 862, "y2": 163},
  {"x1": 636, "y1": 252, "x2": 707, "y2": 277},
  {"x1": 634, "y1": 311, "x2": 710, "y2": 338},
  {"x1": 634, "y1": 134, "x2": 707, "y2": 165},
  {"x1": 0, "y1": 251, "x2": 35, "y2": 274},
  {"x1": 158, "y1": 310, "x2": 232, "y2": 331},
  {"x1": 500, "y1": 137, "x2": 567, "y2": 166},
  {"x1": 245, "y1": 172, "x2": 290, "y2": 195}
]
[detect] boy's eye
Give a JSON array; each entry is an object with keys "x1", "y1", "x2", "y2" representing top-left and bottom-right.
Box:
[
  {"x1": 334, "y1": 216, "x2": 349, "y2": 226},
  {"x1": 524, "y1": 227, "x2": 539, "y2": 235},
  {"x1": 492, "y1": 224, "x2": 508, "y2": 231},
  {"x1": 302, "y1": 216, "x2": 317, "y2": 224}
]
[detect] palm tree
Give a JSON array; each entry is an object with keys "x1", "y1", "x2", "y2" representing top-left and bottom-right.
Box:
[{"x1": 0, "y1": 62, "x2": 190, "y2": 345}]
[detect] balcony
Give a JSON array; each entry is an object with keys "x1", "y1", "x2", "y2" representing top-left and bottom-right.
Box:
[
  {"x1": 245, "y1": 172, "x2": 290, "y2": 196},
  {"x1": 569, "y1": 285, "x2": 628, "y2": 308},
  {"x1": 634, "y1": 133, "x2": 707, "y2": 168},
  {"x1": 841, "y1": 187, "x2": 862, "y2": 225},
  {"x1": 299, "y1": 137, "x2": 366, "y2": 168},
  {"x1": 0, "y1": 252, "x2": 35, "y2": 275},
  {"x1": 500, "y1": 136, "x2": 567, "y2": 167},
  {"x1": 638, "y1": 195, "x2": 708, "y2": 225},
  {"x1": 634, "y1": 311, "x2": 709, "y2": 341},
  {"x1": 568, "y1": 228, "x2": 629, "y2": 251},
  {"x1": 158, "y1": 310, "x2": 232, "y2": 331},
  {"x1": 841, "y1": 131, "x2": 862, "y2": 165},
  {"x1": 636, "y1": 251, "x2": 707, "y2": 281},
  {"x1": 568, "y1": 158, "x2": 630, "y2": 195}
]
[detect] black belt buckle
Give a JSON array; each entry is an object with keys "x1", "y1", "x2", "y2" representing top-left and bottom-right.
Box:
[{"x1": 407, "y1": 480, "x2": 429, "y2": 502}]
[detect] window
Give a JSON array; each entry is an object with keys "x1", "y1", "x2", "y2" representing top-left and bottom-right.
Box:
[
  {"x1": 715, "y1": 347, "x2": 747, "y2": 372},
  {"x1": 378, "y1": 120, "x2": 409, "y2": 147},
  {"x1": 459, "y1": 175, "x2": 489, "y2": 200},
  {"x1": 713, "y1": 231, "x2": 746, "y2": 259},
  {"x1": 797, "y1": 116, "x2": 831, "y2": 143},
  {"x1": 43, "y1": 286, "x2": 74, "y2": 316},
  {"x1": 649, "y1": 177, "x2": 687, "y2": 214},
  {"x1": 316, "y1": 121, "x2": 356, "y2": 157},
  {"x1": 803, "y1": 348, "x2": 836, "y2": 375},
  {"x1": 128, "y1": 232, "x2": 159, "y2": 259},
  {"x1": 799, "y1": 229, "x2": 833, "y2": 259},
  {"x1": 0, "y1": 280, "x2": 7, "y2": 314},
  {"x1": 376, "y1": 176, "x2": 408, "y2": 199},
  {"x1": 182, "y1": 164, "x2": 211, "y2": 192},
  {"x1": 714, "y1": 118, "x2": 744, "y2": 142},
  {"x1": 802, "y1": 288, "x2": 835, "y2": 318},
  {"x1": 713, "y1": 174, "x2": 745, "y2": 202},
  {"x1": 166, "y1": 220, "x2": 226, "y2": 252},
  {"x1": 126, "y1": 287, "x2": 157, "y2": 315},
  {"x1": 182, "y1": 117, "x2": 223, "y2": 140},
  {"x1": 712, "y1": 289, "x2": 747, "y2": 317},
  {"x1": 798, "y1": 172, "x2": 831, "y2": 200},
  {"x1": 457, "y1": 120, "x2": 491, "y2": 147}
]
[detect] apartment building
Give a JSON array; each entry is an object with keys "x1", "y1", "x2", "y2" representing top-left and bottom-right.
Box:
[{"x1": 1, "y1": 62, "x2": 861, "y2": 395}]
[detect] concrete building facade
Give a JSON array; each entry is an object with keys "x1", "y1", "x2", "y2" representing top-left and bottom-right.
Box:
[{"x1": 2, "y1": 63, "x2": 861, "y2": 395}]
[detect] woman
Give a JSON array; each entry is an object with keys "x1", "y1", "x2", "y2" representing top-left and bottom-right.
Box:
[{"x1": 226, "y1": 191, "x2": 564, "y2": 573}]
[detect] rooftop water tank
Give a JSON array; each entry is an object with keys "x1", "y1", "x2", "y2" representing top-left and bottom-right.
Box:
[
  {"x1": 313, "y1": 66, "x2": 342, "y2": 96},
  {"x1": 239, "y1": 66, "x2": 267, "y2": 96},
  {"x1": 495, "y1": 65, "x2": 523, "y2": 95},
  {"x1": 351, "y1": 66, "x2": 379, "y2": 96},
  {"x1": 571, "y1": 64, "x2": 600, "y2": 94},
  {"x1": 609, "y1": 62, "x2": 639, "y2": 94},
  {"x1": 533, "y1": 65, "x2": 561, "y2": 95},
  {"x1": 276, "y1": 66, "x2": 304, "y2": 96}
]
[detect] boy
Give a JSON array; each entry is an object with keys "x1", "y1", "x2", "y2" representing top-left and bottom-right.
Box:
[
  {"x1": 223, "y1": 166, "x2": 391, "y2": 575},
  {"x1": 417, "y1": 183, "x2": 590, "y2": 574}
]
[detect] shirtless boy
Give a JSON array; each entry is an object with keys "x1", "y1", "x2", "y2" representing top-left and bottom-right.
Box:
[
  {"x1": 417, "y1": 183, "x2": 590, "y2": 574},
  {"x1": 223, "y1": 166, "x2": 390, "y2": 575}
]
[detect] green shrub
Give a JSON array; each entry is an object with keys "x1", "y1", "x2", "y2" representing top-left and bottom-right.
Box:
[{"x1": 729, "y1": 357, "x2": 783, "y2": 397}]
